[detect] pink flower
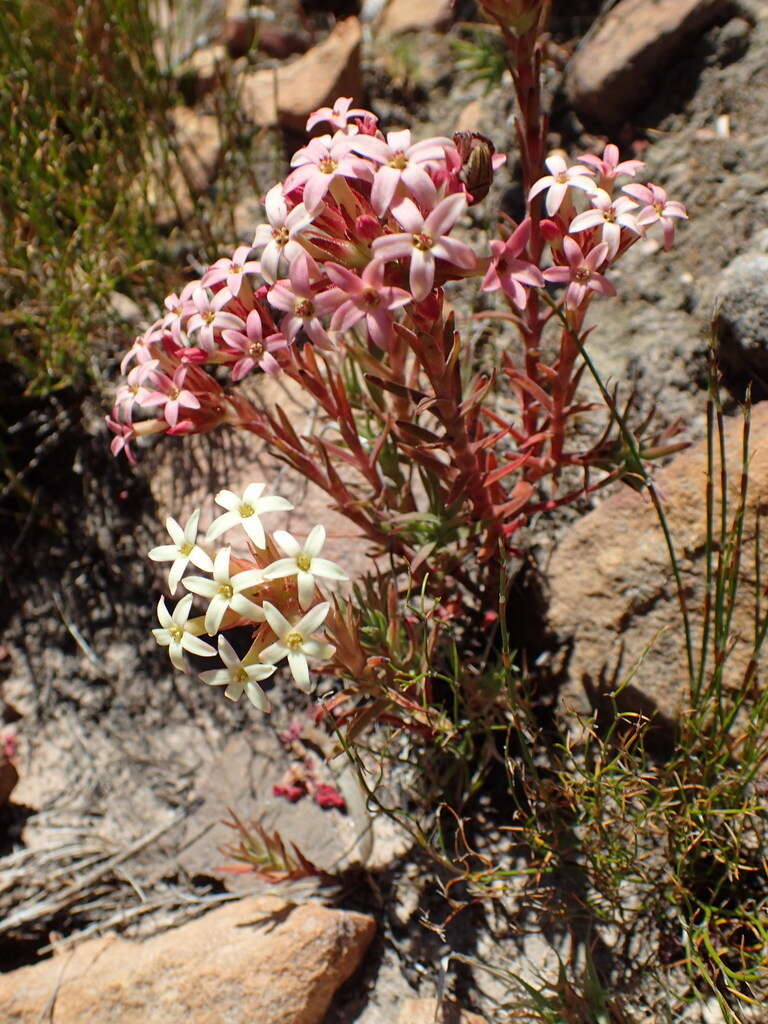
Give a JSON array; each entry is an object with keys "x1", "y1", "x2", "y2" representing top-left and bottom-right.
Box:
[
  {"x1": 162, "y1": 281, "x2": 197, "y2": 343},
  {"x1": 371, "y1": 193, "x2": 475, "y2": 302},
  {"x1": 528, "y1": 153, "x2": 596, "y2": 216},
  {"x1": 481, "y1": 218, "x2": 544, "y2": 309},
  {"x1": 186, "y1": 287, "x2": 244, "y2": 351},
  {"x1": 578, "y1": 143, "x2": 645, "y2": 188},
  {"x1": 568, "y1": 188, "x2": 640, "y2": 258},
  {"x1": 267, "y1": 251, "x2": 338, "y2": 348},
  {"x1": 221, "y1": 310, "x2": 289, "y2": 380},
  {"x1": 325, "y1": 260, "x2": 411, "y2": 349},
  {"x1": 543, "y1": 236, "x2": 616, "y2": 309},
  {"x1": 622, "y1": 183, "x2": 688, "y2": 250},
  {"x1": 144, "y1": 365, "x2": 201, "y2": 428},
  {"x1": 252, "y1": 185, "x2": 313, "y2": 284},
  {"x1": 203, "y1": 245, "x2": 260, "y2": 299},
  {"x1": 120, "y1": 322, "x2": 164, "y2": 374},
  {"x1": 106, "y1": 414, "x2": 137, "y2": 464},
  {"x1": 114, "y1": 359, "x2": 160, "y2": 415},
  {"x1": 284, "y1": 133, "x2": 373, "y2": 216},
  {"x1": 350, "y1": 129, "x2": 451, "y2": 215},
  {"x1": 306, "y1": 96, "x2": 371, "y2": 133}
]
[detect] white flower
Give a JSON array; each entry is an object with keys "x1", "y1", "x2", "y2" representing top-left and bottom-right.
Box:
[
  {"x1": 260, "y1": 601, "x2": 334, "y2": 693},
  {"x1": 152, "y1": 595, "x2": 216, "y2": 671},
  {"x1": 199, "y1": 635, "x2": 276, "y2": 712},
  {"x1": 206, "y1": 483, "x2": 294, "y2": 548},
  {"x1": 148, "y1": 510, "x2": 214, "y2": 594},
  {"x1": 263, "y1": 525, "x2": 349, "y2": 608},
  {"x1": 183, "y1": 547, "x2": 266, "y2": 635}
]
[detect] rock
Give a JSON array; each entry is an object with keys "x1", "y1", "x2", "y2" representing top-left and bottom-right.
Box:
[
  {"x1": 147, "y1": 106, "x2": 222, "y2": 224},
  {"x1": 0, "y1": 759, "x2": 18, "y2": 806},
  {"x1": 396, "y1": 999, "x2": 489, "y2": 1024},
  {"x1": 223, "y1": 15, "x2": 255, "y2": 58},
  {"x1": 714, "y1": 17, "x2": 752, "y2": 65},
  {"x1": 377, "y1": 0, "x2": 454, "y2": 35},
  {"x1": 240, "y1": 17, "x2": 362, "y2": 132},
  {"x1": 565, "y1": 0, "x2": 728, "y2": 125},
  {"x1": 548, "y1": 404, "x2": 768, "y2": 731},
  {"x1": 175, "y1": 44, "x2": 229, "y2": 103},
  {"x1": 714, "y1": 253, "x2": 768, "y2": 398},
  {"x1": 176, "y1": 734, "x2": 365, "y2": 882},
  {"x1": 239, "y1": 68, "x2": 280, "y2": 128},
  {"x1": 256, "y1": 24, "x2": 310, "y2": 59},
  {"x1": 0, "y1": 896, "x2": 375, "y2": 1024}
]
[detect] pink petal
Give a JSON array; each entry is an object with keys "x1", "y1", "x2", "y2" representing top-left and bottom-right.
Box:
[
  {"x1": 409, "y1": 247, "x2": 435, "y2": 301},
  {"x1": 424, "y1": 192, "x2": 466, "y2": 237}
]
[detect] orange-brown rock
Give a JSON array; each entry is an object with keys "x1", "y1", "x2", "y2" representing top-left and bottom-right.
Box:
[
  {"x1": 548, "y1": 405, "x2": 768, "y2": 730},
  {"x1": 0, "y1": 896, "x2": 375, "y2": 1023},
  {"x1": 377, "y1": 0, "x2": 454, "y2": 36},
  {"x1": 239, "y1": 17, "x2": 362, "y2": 132},
  {"x1": 565, "y1": 0, "x2": 728, "y2": 125},
  {"x1": 397, "y1": 998, "x2": 489, "y2": 1023}
]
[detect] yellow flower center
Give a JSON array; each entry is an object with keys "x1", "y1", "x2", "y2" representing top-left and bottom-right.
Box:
[
  {"x1": 363, "y1": 288, "x2": 380, "y2": 307},
  {"x1": 273, "y1": 226, "x2": 289, "y2": 245},
  {"x1": 203, "y1": 310, "x2": 215, "y2": 324},
  {"x1": 389, "y1": 151, "x2": 408, "y2": 170},
  {"x1": 575, "y1": 267, "x2": 592, "y2": 282},
  {"x1": 170, "y1": 624, "x2": 184, "y2": 641},
  {"x1": 218, "y1": 583, "x2": 233, "y2": 600},
  {"x1": 412, "y1": 232, "x2": 433, "y2": 252},
  {"x1": 239, "y1": 502, "x2": 254, "y2": 517},
  {"x1": 230, "y1": 262, "x2": 242, "y2": 273},
  {"x1": 179, "y1": 541, "x2": 193, "y2": 556},
  {"x1": 295, "y1": 298, "x2": 314, "y2": 317},
  {"x1": 319, "y1": 157, "x2": 338, "y2": 175},
  {"x1": 234, "y1": 667, "x2": 248, "y2": 684},
  {"x1": 249, "y1": 341, "x2": 264, "y2": 357},
  {"x1": 285, "y1": 631, "x2": 304, "y2": 651},
  {"x1": 296, "y1": 553, "x2": 312, "y2": 571},
  {"x1": 556, "y1": 171, "x2": 568, "y2": 184}
]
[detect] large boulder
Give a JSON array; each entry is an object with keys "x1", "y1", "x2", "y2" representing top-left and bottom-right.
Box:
[
  {"x1": 0, "y1": 896, "x2": 375, "y2": 1023},
  {"x1": 565, "y1": 0, "x2": 728, "y2": 125},
  {"x1": 548, "y1": 404, "x2": 768, "y2": 732}
]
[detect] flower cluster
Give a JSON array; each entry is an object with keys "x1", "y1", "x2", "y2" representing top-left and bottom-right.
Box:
[
  {"x1": 149, "y1": 484, "x2": 348, "y2": 711},
  {"x1": 107, "y1": 100, "x2": 504, "y2": 463}
]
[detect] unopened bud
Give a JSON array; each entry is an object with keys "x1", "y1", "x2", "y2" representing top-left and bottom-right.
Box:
[{"x1": 453, "y1": 131, "x2": 496, "y2": 204}]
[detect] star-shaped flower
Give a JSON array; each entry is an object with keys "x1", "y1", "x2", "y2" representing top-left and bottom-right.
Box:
[
  {"x1": 148, "y1": 509, "x2": 214, "y2": 594},
  {"x1": 206, "y1": 482, "x2": 294, "y2": 548},
  {"x1": 260, "y1": 601, "x2": 334, "y2": 692},
  {"x1": 263, "y1": 525, "x2": 348, "y2": 608},
  {"x1": 528, "y1": 153, "x2": 596, "y2": 216},
  {"x1": 252, "y1": 185, "x2": 313, "y2": 285},
  {"x1": 183, "y1": 546, "x2": 266, "y2": 635},
  {"x1": 481, "y1": 218, "x2": 544, "y2": 309},
  {"x1": 199, "y1": 634, "x2": 276, "y2": 711},
  {"x1": 568, "y1": 188, "x2": 640, "y2": 259},
  {"x1": 152, "y1": 595, "x2": 216, "y2": 671},
  {"x1": 371, "y1": 193, "x2": 475, "y2": 302},
  {"x1": 542, "y1": 236, "x2": 615, "y2": 309}
]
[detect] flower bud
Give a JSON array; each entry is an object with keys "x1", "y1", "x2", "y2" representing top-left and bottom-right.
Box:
[{"x1": 453, "y1": 131, "x2": 496, "y2": 204}]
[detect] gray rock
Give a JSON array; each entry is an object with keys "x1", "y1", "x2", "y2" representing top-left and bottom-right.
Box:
[{"x1": 715, "y1": 252, "x2": 768, "y2": 397}]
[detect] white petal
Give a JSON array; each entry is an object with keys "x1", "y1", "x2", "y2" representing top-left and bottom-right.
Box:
[
  {"x1": 242, "y1": 482, "x2": 267, "y2": 504},
  {"x1": 204, "y1": 595, "x2": 229, "y2": 635},
  {"x1": 183, "y1": 510, "x2": 201, "y2": 544},
  {"x1": 262, "y1": 558, "x2": 299, "y2": 581},
  {"x1": 212, "y1": 547, "x2": 232, "y2": 583},
  {"x1": 297, "y1": 601, "x2": 330, "y2": 636},
  {"x1": 298, "y1": 571, "x2": 316, "y2": 609},
  {"x1": 173, "y1": 594, "x2": 194, "y2": 624},
  {"x1": 149, "y1": 544, "x2": 179, "y2": 563},
  {"x1": 214, "y1": 489, "x2": 241, "y2": 511},
  {"x1": 287, "y1": 651, "x2": 311, "y2": 692},
  {"x1": 206, "y1": 510, "x2": 241, "y2": 541},
  {"x1": 168, "y1": 557, "x2": 188, "y2": 596},
  {"x1": 224, "y1": 681, "x2": 245, "y2": 701},
  {"x1": 166, "y1": 516, "x2": 185, "y2": 546},
  {"x1": 244, "y1": 682, "x2": 271, "y2": 712},
  {"x1": 273, "y1": 529, "x2": 301, "y2": 557},
  {"x1": 182, "y1": 634, "x2": 217, "y2": 658},
  {"x1": 200, "y1": 668, "x2": 233, "y2": 687},
  {"x1": 242, "y1": 516, "x2": 266, "y2": 549},
  {"x1": 157, "y1": 597, "x2": 173, "y2": 628},
  {"x1": 183, "y1": 576, "x2": 218, "y2": 599},
  {"x1": 188, "y1": 546, "x2": 214, "y2": 572},
  {"x1": 229, "y1": 594, "x2": 266, "y2": 622},
  {"x1": 260, "y1": 640, "x2": 286, "y2": 664},
  {"x1": 309, "y1": 558, "x2": 348, "y2": 581},
  {"x1": 304, "y1": 524, "x2": 326, "y2": 557},
  {"x1": 217, "y1": 634, "x2": 240, "y2": 670}
]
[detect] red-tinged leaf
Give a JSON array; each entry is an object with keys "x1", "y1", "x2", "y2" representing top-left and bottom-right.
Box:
[
  {"x1": 395, "y1": 419, "x2": 442, "y2": 445},
  {"x1": 365, "y1": 373, "x2": 426, "y2": 404},
  {"x1": 308, "y1": 436, "x2": 358, "y2": 467},
  {"x1": 493, "y1": 480, "x2": 535, "y2": 518},
  {"x1": 519, "y1": 430, "x2": 552, "y2": 450},
  {"x1": 471, "y1": 426, "x2": 513, "y2": 453},
  {"x1": 504, "y1": 370, "x2": 554, "y2": 413},
  {"x1": 484, "y1": 453, "x2": 530, "y2": 486},
  {"x1": 535, "y1": 362, "x2": 559, "y2": 382}
]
